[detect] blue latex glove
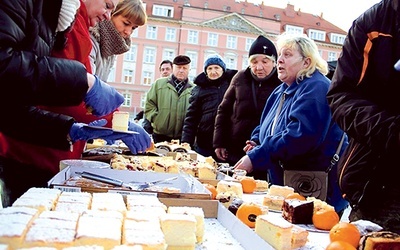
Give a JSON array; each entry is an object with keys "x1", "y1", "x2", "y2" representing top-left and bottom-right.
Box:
[
  {"x1": 69, "y1": 119, "x2": 124, "y2": 143},
  {"x1": 120, "y1": 121, "x2": 152, "y2": 154},
  {"x1": 84, "y1": 75, "x2": 124, "y2": 116}
]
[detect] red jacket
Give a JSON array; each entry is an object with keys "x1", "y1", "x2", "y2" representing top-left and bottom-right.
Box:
[{"x1": 0, "y1": 2, "x2": 112, "y2": 174}]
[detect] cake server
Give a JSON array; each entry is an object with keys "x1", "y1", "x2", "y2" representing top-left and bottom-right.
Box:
[{"x1": 80, "y1": 171, "x2": 178, "y2": 191}]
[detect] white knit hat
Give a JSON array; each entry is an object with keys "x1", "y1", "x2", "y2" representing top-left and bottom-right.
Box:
[{"x1": 56, "y1": 0, "x2": 81, "y2": 32}]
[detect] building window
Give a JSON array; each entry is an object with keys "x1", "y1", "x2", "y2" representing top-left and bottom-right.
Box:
[
  {"x1": 163, "y1": 49, "x2": 175, "y2": 61},
  {"x1": 144, "y1": 47, "x2": 156, "y2": 64},
  {"x1": 285, "y1": 25, "x2": 303, "y2": 35},
  {"x1": 143, "y1": 71, "x2": 153, "y2": 85},
  {"x1": 330, "y1": 33, "x2": 346, "y2": 45},
  {"x1": 123, "y1": 69, "x2": 134, "y2": 83},
  {"x1": 152, "y1": 5, "x2": 174, "y2": 18},
  {"x1": 245, "y1": 38, "x2": 255, "y2": 51},
  {"x1": 188, "y1": 30, "x2": 198, "y2": 44},
  {"x1": 124, "y1": 45, "x2": 137, "y2": 62},
  {"x1": 146, "y1": 26, "x2": 157, "y2": 40},
  {"x1": 328, "y1": 51, "x2": 337, "y2": 61},
  {"x1": 165, "y1": 28, "x2": 176, "y2": 42},
  {"x1": 122, "y1": 93, "x2": 132, "y2": 107},
  {"x1": 226, "y1": 35, "x2": 237, "y2": 49},
  {"x1": 131, "y1": 28, "x2": 138, "y2": 38},
  {"x1": 207, "y1": 33, "x2": 218, "y2": 47},
  {"x1": 225, "y1": 53, "x2": 237, "y2": 69},
  {"x1": 242, "y1": 55, "x2": 248, "y2": 70},
  {"x1": 308, "y1": 29, "x2": 326, "y2": 41},
  {"x1": 186, "y1": 51, "x2": 197, "y2": 81},
  {"x1": 140, "y1": 94, "x2": 147, "y2": 108}
]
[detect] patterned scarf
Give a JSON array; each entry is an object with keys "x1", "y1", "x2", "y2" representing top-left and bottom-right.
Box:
[
  {"x1": 172, "y1": 75, "x2": 188, "y2": 96},
  {"x1": 92, "y1": 20, "x2": 131, "y2": 58}
]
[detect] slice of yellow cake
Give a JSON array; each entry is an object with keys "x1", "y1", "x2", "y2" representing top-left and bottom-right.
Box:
[
  {"x1": 160, "y1": 213, "x2": 196, "y2": 249},
  {"x1": 255, "y1": 213, "x2": 293, "y2": 250},
  {"x1": 167, "y1": 206, "x2": 204, "y2": 243}
]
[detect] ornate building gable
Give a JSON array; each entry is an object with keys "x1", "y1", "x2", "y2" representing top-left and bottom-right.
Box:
[{"x1": 201, "y1": 12, "x2": 265, "y2": 34}]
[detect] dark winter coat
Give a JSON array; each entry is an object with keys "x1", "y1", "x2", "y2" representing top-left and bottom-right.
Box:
[
  {"x1": 213, "y1": 67, "x2": 281, "y2": 164},
  {"x1": 181, "y1": 69, "x2": 238, "y2": 152},
  {"x1": 0, "y1": 0, "x2": 88, "y2": 150},
  {"x1": 327, "y1": 0, "x2": 400, "y2": 212}
]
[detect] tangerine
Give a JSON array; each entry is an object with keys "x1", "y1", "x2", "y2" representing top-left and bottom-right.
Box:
[
  {"x1": 203, "y1": 183, "x2": 217, "y2": 199},
  {"x1": 329, "y1": 222, "x2": 361, "y2": 248},
  {"x1": 236, "y1": 202, "x2": 263, "y2": 228},
  {"x1": 312, "y1": 209, "x2": 340, "y2": 230},
  {"x1": 240, "y1": 177, "x2": 257, "y2": 194},
  {"x1": 326, "y1": 240, "x2": 357, "y2": 250},
  {"x1": 285, "y1": 192, "x2": 306, "y2": 201}
]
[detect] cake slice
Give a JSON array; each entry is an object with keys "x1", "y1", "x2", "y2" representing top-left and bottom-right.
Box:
[
  {"x1": 255, "y1": 213, "x2": 293, "y2": 250},
  {"x1": 291, "y1": 225, "x2": 309, "y2": 249},
  {"x1": 160, "y1": 213, "x2": 196, "y2": 249},
  {"x1": 359, "y1": 231, "x2": 400, "y2": 250},
  {"x1": 167, "y1": 206, "x2": 205, "y2": 243},
  {"x1": 112, "y1": 111, "x2": 130, "y2": 132},
  {"x1": 262, "y1": 194, "x2": 285, "y2": 211},
  {"x1": 216, "y1": 180, "x2": 243, "y2": 198},
  {"x1": 268, "y1": 185, "x2": 294, "y2": 197},
  {"x1": 282, "y1": 199, "x2": 314, "y2": 224}
]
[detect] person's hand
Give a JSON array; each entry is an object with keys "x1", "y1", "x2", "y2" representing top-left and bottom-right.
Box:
[
  {"x1": 84, "y1": 75, "x2": 124, "y2": 116},
  {"x1": 69, "y1": 119, "x2": 122, "y2": 142},
  {"x1": 120, "y1": 121, "x2": 152, "y2": 154},
  {"x1": 233, "y1": 155, "x2": 253, "y2": 173},
  {"x1": 215, "y1": 147, "x2": 228, "y2": 161},
  {"x1": 243, "y1": 140, "x2": 257, "y2": 153}
]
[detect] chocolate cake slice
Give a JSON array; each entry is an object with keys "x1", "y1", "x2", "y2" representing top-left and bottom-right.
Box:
[{"x1": 282, "y1": 199, "x2": 313, "y2": 224}]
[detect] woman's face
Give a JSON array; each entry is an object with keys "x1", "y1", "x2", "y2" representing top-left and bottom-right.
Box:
[
  {"x1": 112, "y1": 15, "x2": 139, "y2": 39},
  {"x1": 84, "y1": 0, "x2": 119, "y2": 27},
  {"x1": 206, "y1": 65, "x2": 224, "y2": 80},
  {"x1": 277, "y1": 46, "x2": 306, "y2": 84},
  {"x1": 249, "y1": 55, "x2": 275, "y2": 79}
]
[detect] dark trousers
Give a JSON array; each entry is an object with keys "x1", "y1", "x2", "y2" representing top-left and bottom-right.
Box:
[{"x1": 0, "y1": 157, "x2": 54, "y2": 207}]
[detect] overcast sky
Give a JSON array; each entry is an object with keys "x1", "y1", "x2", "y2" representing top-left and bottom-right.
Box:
[{"x1": 249, "y1": 0, "x2": 382, "y2": 31}]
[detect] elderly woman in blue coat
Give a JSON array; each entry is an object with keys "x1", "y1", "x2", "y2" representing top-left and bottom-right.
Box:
[{"x1": 234, "y1": 34, "x2": 348, "y2": 213}]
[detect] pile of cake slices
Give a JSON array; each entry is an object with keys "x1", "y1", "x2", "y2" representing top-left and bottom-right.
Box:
[
  {"x1": 0, "y1": 187, "x2": 209, "y2": 249},
  {"x1": 110, "y1": 153, "x2": 217, "y2": 180}
]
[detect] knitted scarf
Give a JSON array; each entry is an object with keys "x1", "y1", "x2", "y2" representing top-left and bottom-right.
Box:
[{"x1": 92, "y1": 20, "x2": 131, "y2": 58}]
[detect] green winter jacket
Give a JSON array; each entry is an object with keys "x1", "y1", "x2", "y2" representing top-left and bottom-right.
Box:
[{"x1": 145, "y1": 76, "x2": 194, "y2": 138}]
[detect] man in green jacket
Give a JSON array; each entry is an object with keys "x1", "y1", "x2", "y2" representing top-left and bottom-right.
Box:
[{"x1": 145, "y1": 55, "x2": 194, "y2": 143}]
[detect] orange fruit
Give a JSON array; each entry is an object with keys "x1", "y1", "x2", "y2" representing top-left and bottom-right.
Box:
[
  {"x1": 285, "y1": 192, "x2": 306, "y2": 201},
  {"x1": 240, "y1": 177, "x2": 257, "y2": 194},
  {"x1": 312, "y1": 209, "x2": 340, "y2": 230},
  {"x1": 236, "y1": 202, "x2": 263, "y2": 228},
  {"x1": 329, "y1": 222, "x2": 361, "y2": 248},
  {"x1": 326, "y1": 240, "x2": 357, "y2": 250},
  {"x1": 203, "y1": 183, "x2": 217, "y2": 199}
]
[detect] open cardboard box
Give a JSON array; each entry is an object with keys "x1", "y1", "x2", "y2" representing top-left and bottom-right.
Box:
[
  {"x1": 48, "y1": 166, "x2": 212, "y2": 199},
  {"x1": 159, "y1": 198, "x2": 274, "y2": 249}
]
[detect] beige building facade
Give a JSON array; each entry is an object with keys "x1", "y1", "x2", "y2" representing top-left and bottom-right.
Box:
[{"x1": 107, "y1": 0, "x2": 347, "y2": 118}]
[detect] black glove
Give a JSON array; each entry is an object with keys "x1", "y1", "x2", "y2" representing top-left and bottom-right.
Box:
[{"x1": 84, "y1": 75, "x2": 124, "y2": 116}]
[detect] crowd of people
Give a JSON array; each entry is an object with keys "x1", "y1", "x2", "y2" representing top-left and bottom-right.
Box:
[{"x1": 0, "y1": 0, "x2": 398, "y2": 234}]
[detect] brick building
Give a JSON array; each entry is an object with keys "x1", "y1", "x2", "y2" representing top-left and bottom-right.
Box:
[{"x1": 106, "y1": 0, "x2": 347, "y2": 118}]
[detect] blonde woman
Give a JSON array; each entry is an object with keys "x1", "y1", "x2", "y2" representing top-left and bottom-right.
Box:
[
  {"x1": 235, "y1": 34, "x2": 348, "y2": 213},
  {"x1": 90, "y1": 0, "x2": 147, "y2": 81}
]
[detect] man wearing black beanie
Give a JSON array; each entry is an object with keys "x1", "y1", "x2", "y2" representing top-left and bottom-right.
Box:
[{"x1": 213, "y1": 35, "x2": 281, "y2": 180}]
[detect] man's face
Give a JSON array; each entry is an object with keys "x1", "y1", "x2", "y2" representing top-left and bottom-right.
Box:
[
  {"x1": 173, "y1": 64, "x2": 190, "y2": 81},
  {"x1": 160, "y1": 63, "x2": 172, "y2": 77}
]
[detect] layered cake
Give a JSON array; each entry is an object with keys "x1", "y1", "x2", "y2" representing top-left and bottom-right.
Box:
[
  {"x1": 216, "y1": 180, "x2": 243, "y2": 198},
  {"x1": 359, "y1": 231, "x2": 400, "y2": 250},
  {"x1": 167, "y1": 206, "x2": 205, "y2": 243},
  {"x1": 12, "y1": 188, "x2": 61, "y2": 212},
  {"x1": 262, "y1": 194, "x2": 285, "y2": 211},
  {"x1": 160, "y1": 213, "x2": 197, "y2": 249},
  {"x1": 291, "y1": 225, "x2": 309, "y2": 249},
  {"x1": 254, "y1": 180, "x2": 269, "y2": 192},
  {"x1": 255, "y1": 213, "x2": 293, "y2": 250},
  {"x1": 282, "y1": 199, "x2": 314, "y2": 224},
  {"x1": 112, "y1": 111, "x2": 130, "y2": 132}
]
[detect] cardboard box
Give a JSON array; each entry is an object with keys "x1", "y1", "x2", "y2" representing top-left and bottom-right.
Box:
[
  {"x1": 159, "y1": 198, "x2": 274, "y2": 249},
  {"x1": 48, "y1": 166, "x2": 212, "y2": 200}
]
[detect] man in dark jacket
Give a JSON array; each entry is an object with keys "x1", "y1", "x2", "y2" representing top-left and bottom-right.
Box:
[
  {"x1": 213, "y1": 35, "x2": 281, "y2": 179},
  {"x1": 327, "y1": 0, "x2": 400, "y2": 233},
  {"x1": 182, "y1": 54, "x2": 237, "y2": 160}
]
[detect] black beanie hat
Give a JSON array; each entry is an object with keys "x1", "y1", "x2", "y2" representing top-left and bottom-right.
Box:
[{"x1": 248, "y1": 35, "x2": 277, "y2": 59}]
